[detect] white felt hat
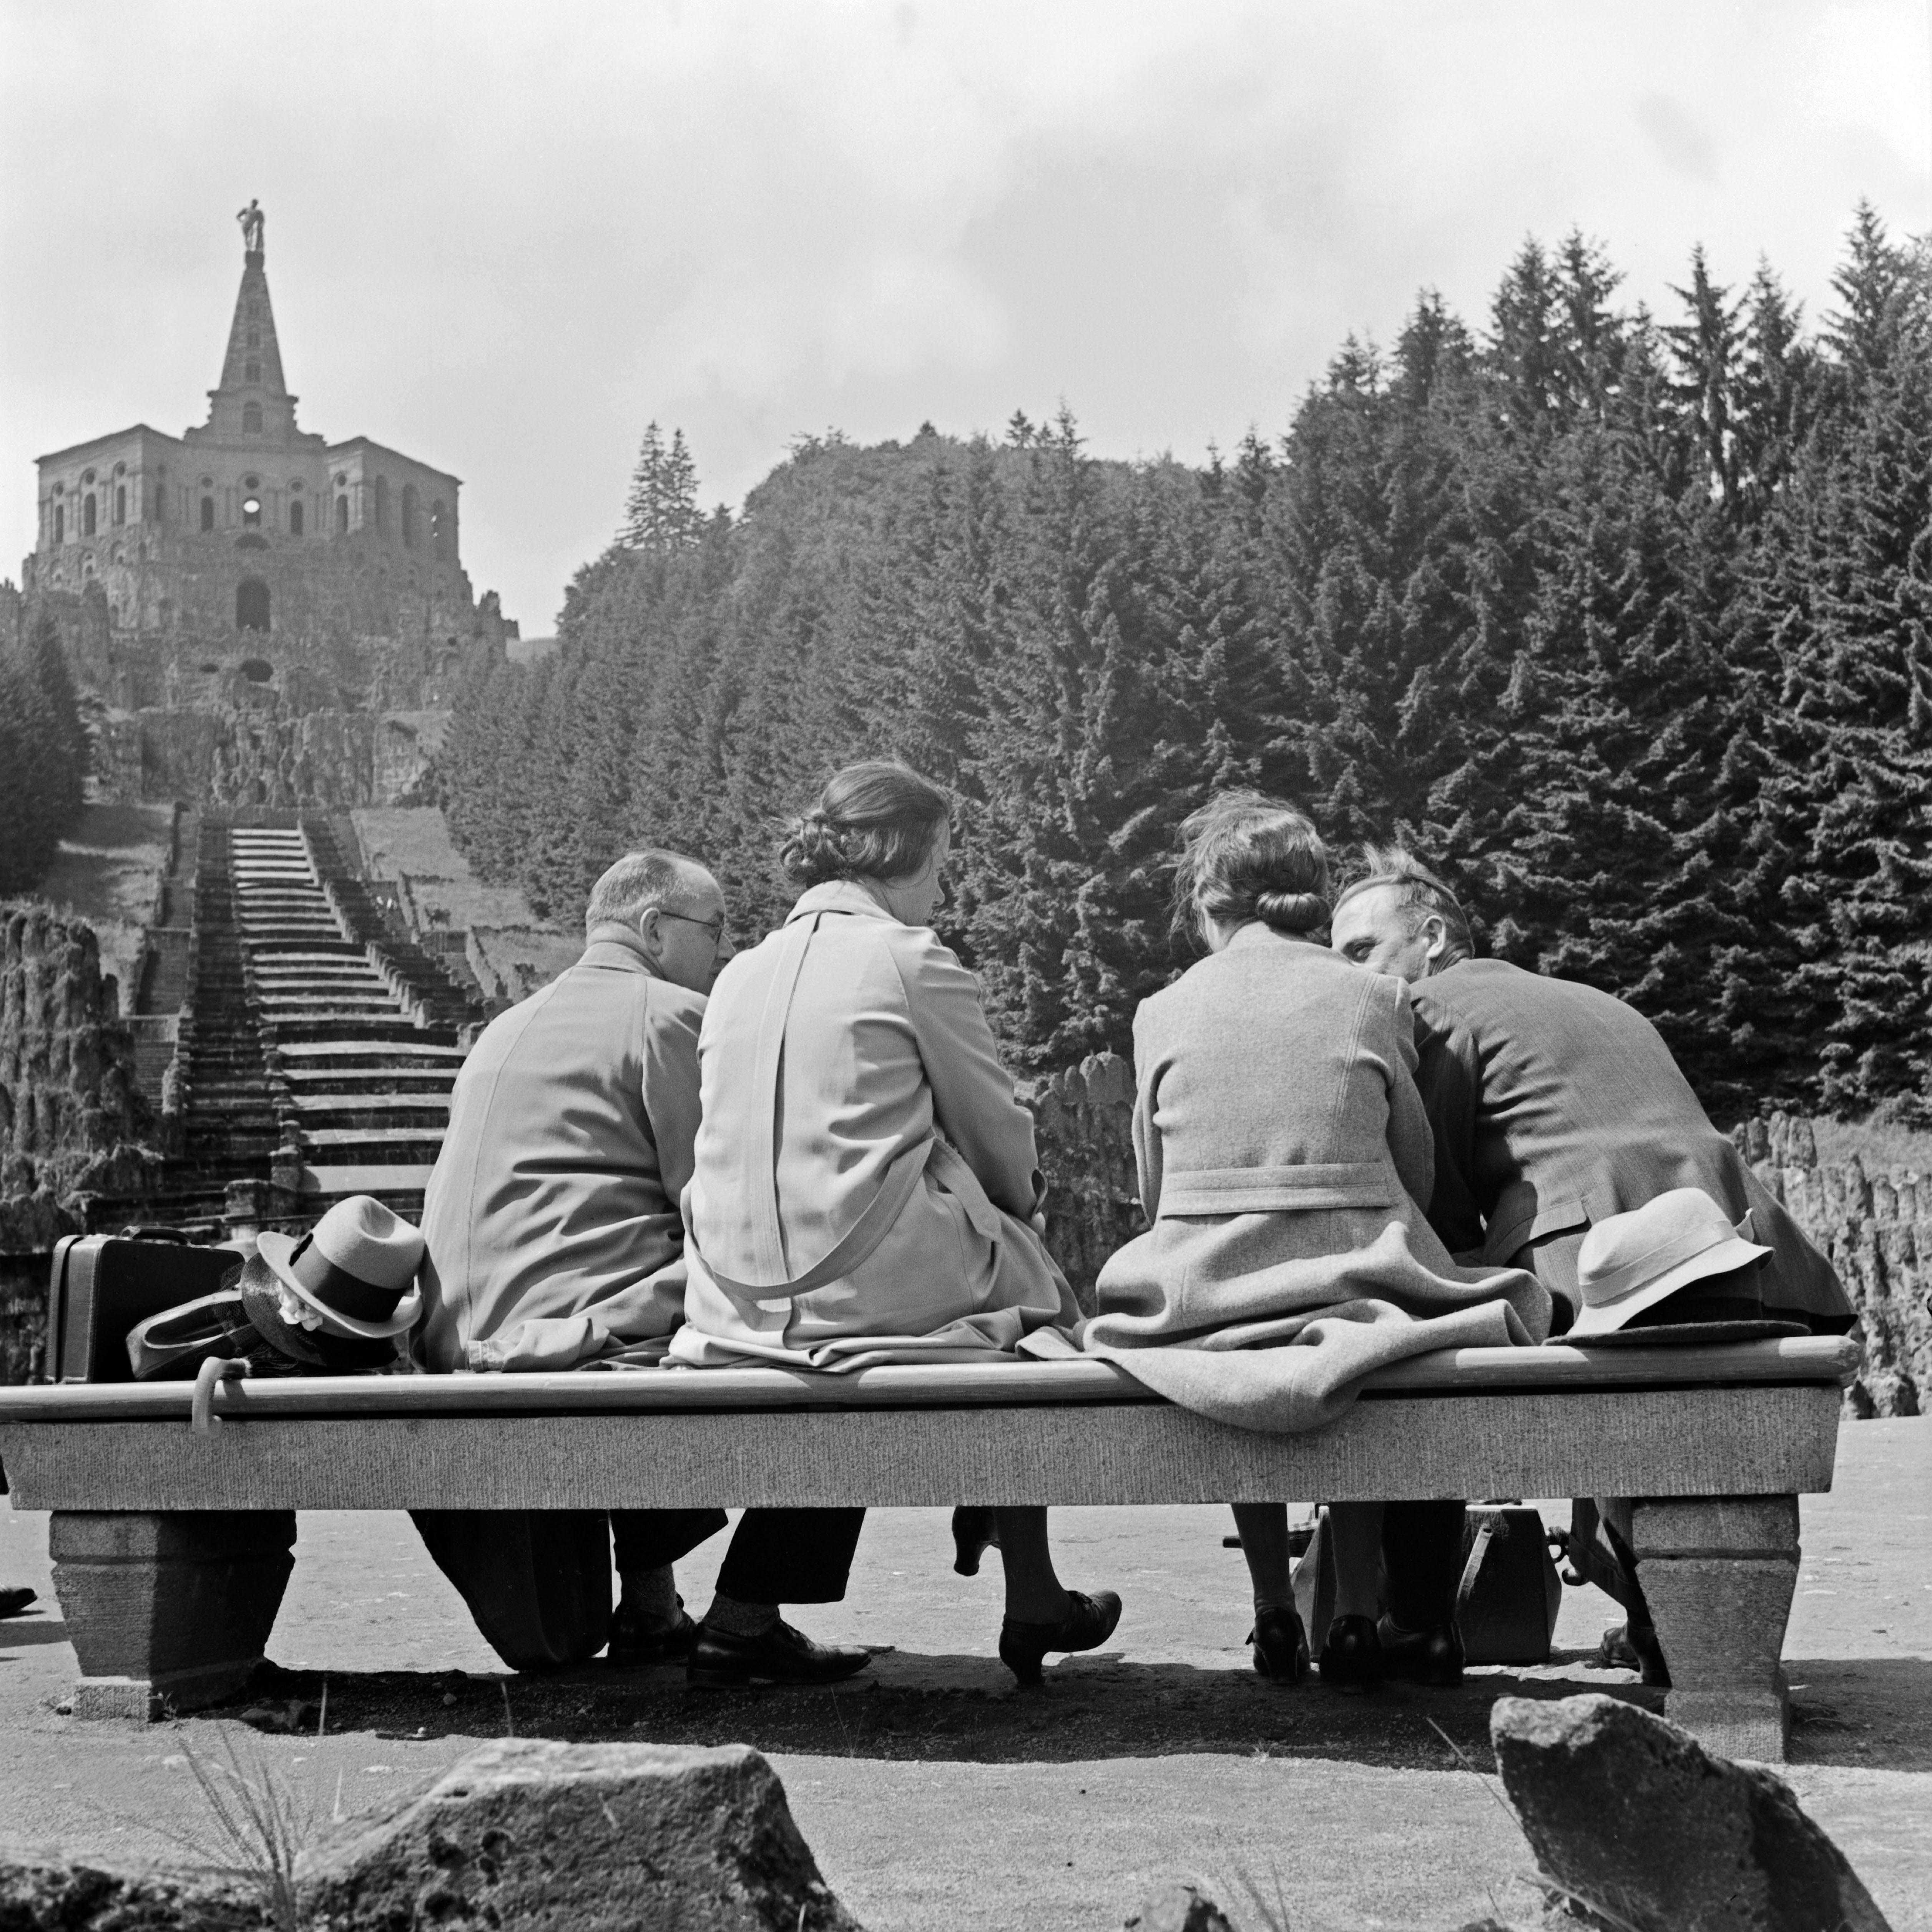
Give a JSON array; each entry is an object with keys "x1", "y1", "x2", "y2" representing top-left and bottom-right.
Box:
[
  {"x1": 1568, "y1": 1188, "x2": 1771, "y2": 1339},
  {"x1": 254, "y1": 1194, "x2": 425, "y2": 1340}
]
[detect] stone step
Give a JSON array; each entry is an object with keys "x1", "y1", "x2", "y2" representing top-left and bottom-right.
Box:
[
  {"x1": 274, "y1": 1051, "x2": 469, "y2": 1066},
  {"x1": 286, "y1": 1093, "x2": 453, "y2": 1117},
  {"x1": 292, "y1": 1162, "x2": 435, "y2": 1199},
  {"x1": 282, "y1": 1068, "x2": 459, "y2": 1090},
  {"x1": 301, "y1": 1126, "x2": 447, "y2": 1149}
]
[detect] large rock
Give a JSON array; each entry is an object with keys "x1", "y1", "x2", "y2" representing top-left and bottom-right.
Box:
[
  {"x1": 0, "y1": 1858, "x2": 262, "y2": 1929},
  {"x1": 1490, "y1": 1693, "x2": 1890, "y2": 1932},
  {"x1": 296, "y1": 1738, "x2": 864, "y2": 1931}
]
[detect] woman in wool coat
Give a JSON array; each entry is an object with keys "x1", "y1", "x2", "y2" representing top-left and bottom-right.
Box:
[
  {"x1": 1090, "y1": 792, "x2": 1548, "y2": 1691},
  {"x1": 672, "y1": 759, "x2": 1120, "y2": 1684}
]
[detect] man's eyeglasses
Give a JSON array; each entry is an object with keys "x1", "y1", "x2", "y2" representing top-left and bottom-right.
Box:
[{"x1": 658, "y1": 909, "x2": 731, "y2": 946}]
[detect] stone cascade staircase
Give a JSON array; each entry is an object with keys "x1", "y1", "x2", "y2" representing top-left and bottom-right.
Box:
[
  {"x1": 163, "y1": 817, "x2": 284, "y2": 1226},
  {"x1": 130, "y1": 807, "x2": 199, "y2": 1101},
  {"x1": 229, "y1": 824, "x2": 467, "y2": 1214}
]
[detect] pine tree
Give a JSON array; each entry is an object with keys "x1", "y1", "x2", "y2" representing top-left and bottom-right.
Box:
[{"x1": 618, "y1": 423, "x2": 704, "y2": 552}]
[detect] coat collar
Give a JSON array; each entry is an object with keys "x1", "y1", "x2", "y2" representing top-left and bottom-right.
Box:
[
  {"x1": 580, "y1": 922, "x2": 661, "y2": 975},
  {"x1": 1223, "y1": 920, "x2": 1324, "y2": 955},
  {"x1": 784, "y1": 879, "x2": 900, "y2": 926}
]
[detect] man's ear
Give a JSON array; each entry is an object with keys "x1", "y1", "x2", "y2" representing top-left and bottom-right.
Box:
[
  {"x1": 635, "y1": 905, "x2": 664, "y2": 957},
  {"x1": 1422, "y1": 914, "x2": 1450, "y2": 967}
]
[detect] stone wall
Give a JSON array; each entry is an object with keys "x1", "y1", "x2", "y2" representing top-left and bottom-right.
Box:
[
  {"x1": 1019, "y1": 1053, "x2": 1145, "y2": 1314},
  {"x1": 0, "y1": 903, "x2": 161, "y2": 1253},
  {"x1": 1731, "y1": 1113, "x2": 1928, "y2": 1417}
]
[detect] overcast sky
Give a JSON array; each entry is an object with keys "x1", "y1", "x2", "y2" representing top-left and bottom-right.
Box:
[{"x1": 2, "y1": 1, "x2": 1927, "y2": 636}]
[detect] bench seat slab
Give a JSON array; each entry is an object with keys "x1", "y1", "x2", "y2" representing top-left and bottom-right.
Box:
[{"x1": 0, "y1": 1386, "x2": 1843, "y2": 1513}]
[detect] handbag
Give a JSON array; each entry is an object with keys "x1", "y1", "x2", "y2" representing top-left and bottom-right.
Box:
[{"x1": 1455, "y1": 1505, "x2": 1563, "y2": 1665}]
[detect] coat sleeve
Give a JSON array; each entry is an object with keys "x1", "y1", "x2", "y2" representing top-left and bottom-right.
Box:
[
  {"x1": 891, "y1": 927, "x2": 1044, "y2": 1218},
  {"x1": 1382, "y1": 979, "x2": 1435, "y2": 1212},
  {"x1": 1130, "y1": 1003, "x2": 1164, "y2": 1222},
  {"x1": 1410, "y1": 982, "x2": 1487, "y2": 1254},
  {"x1": 640, "y1": 985, "x2": 705, "y2": 1209}
]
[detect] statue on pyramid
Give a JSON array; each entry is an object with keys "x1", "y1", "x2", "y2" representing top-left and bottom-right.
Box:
[{"x1": 237, "y1": 199, "x2": 265, "y2": 257}]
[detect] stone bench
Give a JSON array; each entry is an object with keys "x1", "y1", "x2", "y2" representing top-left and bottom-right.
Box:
[{"x1": 0, "y1": 1335, "x2": 1861, "y2": 1759}]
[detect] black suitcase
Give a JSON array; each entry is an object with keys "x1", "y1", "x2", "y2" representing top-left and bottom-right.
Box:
[{"x1": 47, "y1": 1228, "x2": 240, "y2": 1383}]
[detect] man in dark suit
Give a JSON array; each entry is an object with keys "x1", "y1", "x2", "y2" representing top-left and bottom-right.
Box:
[
  {"x1": 415, "y1": 848, "x2": 869, "y2": 1689},
  {"x1": 1329, "y1": 847, "x2": 1852, "y2": 1333},
  {"x1": 1329, "y1": 845, "x2": 1854, "y2": 1679}
]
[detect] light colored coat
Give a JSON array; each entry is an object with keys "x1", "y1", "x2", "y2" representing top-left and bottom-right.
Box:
[
  {"x1": 415, "y1": 926, "x2": 703, "y2": 1372},
  {"x1": 670, "y1": 880, "x2": 1076, "y2": 1369},
  {"x1": 1410, "y1": 956, "x2": 1852, "y2": 1329},
  {"x1": 1070, "y1": 927, "x2": 1550, "y2": 1429}
]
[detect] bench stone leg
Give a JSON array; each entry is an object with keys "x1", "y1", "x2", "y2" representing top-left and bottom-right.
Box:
[
  {"x1": 1629, "y1": 1496, "x2": 1799, "y2": 1763},
  {"x1": 50, "y1": 1510, "x2": 297, "y2": 1720}
]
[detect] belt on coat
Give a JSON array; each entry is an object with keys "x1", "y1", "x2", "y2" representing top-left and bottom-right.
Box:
[{"x1": 1156, "y1": 1161, "x2": 1397, "y2": 1216}]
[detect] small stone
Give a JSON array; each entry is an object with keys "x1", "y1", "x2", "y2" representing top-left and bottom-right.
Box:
[
  {"x1": 1123, "y1": 1879, "x2": 1240, "y2": 1932},
  {"x1": 1490, "y1": 1693, "x2": 1892, "y2": 1932},
  {"x1": 296, "y1": 1737, "x2": 863, "y2": 1930}
]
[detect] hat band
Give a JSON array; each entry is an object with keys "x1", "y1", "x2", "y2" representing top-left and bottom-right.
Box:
[
  {"x1": 289, "y1": 1233, "x2": 410, "y2": 1322},
  {"x1": 1581, "y1": 1222, "x2": 1733, "y2": 1309}
]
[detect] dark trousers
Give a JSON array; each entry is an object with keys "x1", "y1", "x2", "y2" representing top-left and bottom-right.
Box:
[
  {"x1": 1380, "y1": 1500, "x2": 1468, "y2": 1631},
  {"x1": 610, "y1": 1507, "x2": 866, "y2": 1605},
  {"x1": 413, "y1": 1505, "x2": 865, "y2": 1673}
]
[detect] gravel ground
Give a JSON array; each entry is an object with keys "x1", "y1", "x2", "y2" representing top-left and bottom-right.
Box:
[{"x1": 0, "y1": 1417, "x2": 1924, "y2": 1930}]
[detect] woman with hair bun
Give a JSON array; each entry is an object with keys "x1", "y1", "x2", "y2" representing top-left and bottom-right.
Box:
[
  {"x1": 673, "y1": 758, "x2": 1120, "y2": 1685},
  {"x1": 1085, "y1": 792, "x2": 1546, "y2": 1694}
]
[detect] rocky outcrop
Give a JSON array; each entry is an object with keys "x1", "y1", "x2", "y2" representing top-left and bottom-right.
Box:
[
  {"x1": 1490, "y1": 1692, "x2": 1889, "y2": 1931},
  {"x1": 1733, "y1": 1113, "x2": 1931, "y2": 1416},
  {"x1": 95, "y1": 703, "x2": 438, "y2": 809},
  {"x1": 1123, "y1": 1880, "x2": 1243, "y2": 1930},
  {"x1": 0, "y1": 902, "x2": 161, "y2": 1249},
  {"x1": 297, "y1": 1739, "x2": 863, "y2": 1931}
]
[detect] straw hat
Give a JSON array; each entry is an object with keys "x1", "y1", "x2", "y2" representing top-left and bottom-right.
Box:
[{"x1": 1568, "y1": 1188, "x2": 1770, "y2": 1339}]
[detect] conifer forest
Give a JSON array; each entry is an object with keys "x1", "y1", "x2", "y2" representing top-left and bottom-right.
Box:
[{"x1": 443, "y1": 211, "x2": 1932, "y2": 1121}]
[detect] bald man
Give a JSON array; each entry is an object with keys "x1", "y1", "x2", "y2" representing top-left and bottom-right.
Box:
[{"x1": 414, "y1": 848, "x2": 869, "y2": 1689}]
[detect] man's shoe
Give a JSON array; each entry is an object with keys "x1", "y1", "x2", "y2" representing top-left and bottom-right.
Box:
[
  {"x1": 1375, "y1": 1615, "x2": 1465, "y2": 1687},
  {"x1": 607, "y1": 1605, "x2": 700, "y2": 1668},
  {"x1": 1595, "y1": 1619, "x2": 1671, "y2": 1688},
  {"x1": 1317, "y1": 1613, "x2": 1381, "y2": 1691},
  {"x1": 1248, "y1": 1605, "x2": 1310, "y2": 1686},
  {"x1": 0, "y1": 1588, "x2": 35, "y2": 1620},
  {"x1": 998, "y1": 1588, "x2": 1123, "y2": 1688},
  {"x1": 686, "y1": 1619, "x2": 872, "y2": 1690},
  {"x1": 951, "y1": 1505, "x2": 998, "y2": 1577}
]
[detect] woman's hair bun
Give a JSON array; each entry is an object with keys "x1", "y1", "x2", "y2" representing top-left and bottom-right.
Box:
[
  {"x1": 778, "y1": 760, "x2": 953, "y2": 887},
  {"x1": 1171, "y1": 789, "x2": 1331, "y2": 942},
  {"x1": 779, "y1": 808, "x2": 849, "y2": 886},
  {"x1": 1255, "y1": 889, "x2": 1329, "y2": 934}
]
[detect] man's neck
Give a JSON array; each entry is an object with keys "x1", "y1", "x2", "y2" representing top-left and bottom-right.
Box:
[{"x1": 585, "y1": 922, "x2": 662, "y2": 977}]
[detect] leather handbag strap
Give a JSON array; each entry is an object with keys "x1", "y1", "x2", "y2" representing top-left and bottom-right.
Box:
[{"x1": 696, "y1": 910, "x2": 941, "y2": 1302}]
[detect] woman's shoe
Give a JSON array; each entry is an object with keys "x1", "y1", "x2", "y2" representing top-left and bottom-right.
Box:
[
  {"x1": 1375, "y1": 1615, "x2": 1465, "y2": 1688},
  {"x1": 952, "y1": 1506, "x2": 999, "y2": 1577},
  {"x1": 1248, "y1": 1605, "x2": 1310, "y2": 1685},
  {"x1": 1318, "y1": 1613, "x2": 1382, "y2": 1691},
  {"x1": 998, "y1": 1589, "x2": 1123, "y2": 1688}
]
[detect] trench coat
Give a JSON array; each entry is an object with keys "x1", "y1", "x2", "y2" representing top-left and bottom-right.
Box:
[
  {"x1": 1409, "y1": 956, "x2": 1853, "y2": 1331},
  {"x1": 415, "y1": 924, "x2": 701, "y2": 1372},
  {"x1": 669, "y1": 880, "x2": 1078, "y2": 1369},
  {"x1": 1046, "y1": 927, "x2": 1547, "y2": 1433}
]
